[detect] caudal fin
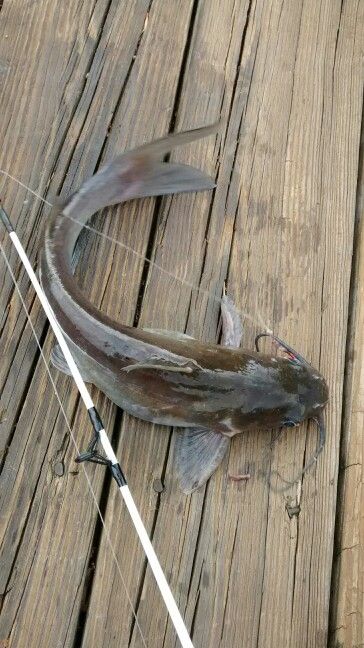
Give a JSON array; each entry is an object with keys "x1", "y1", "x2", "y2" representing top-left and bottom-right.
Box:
[
  {"x1": 62, "y1": 122, "x2": 221, "y2": 220},
  {"x1": 129, "y1": 121, "x2": 221, "y2": 159},
  {"x1": 131, "y1": 161, "x2": 215, "y2": 198}
]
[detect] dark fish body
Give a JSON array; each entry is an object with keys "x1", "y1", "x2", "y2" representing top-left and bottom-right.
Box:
[{"x1": 41, "y1": 123, "x2": 329, "y2": 492}]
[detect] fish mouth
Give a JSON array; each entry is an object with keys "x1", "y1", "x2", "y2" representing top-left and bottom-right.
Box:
[{"x1": 313, "y1": 378, "x2": 330, "y2": 410}]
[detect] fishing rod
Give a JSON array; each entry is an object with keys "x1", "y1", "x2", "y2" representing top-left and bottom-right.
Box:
[{"x1": 0, "y1": 204, "x2": 194, "y2": 648}]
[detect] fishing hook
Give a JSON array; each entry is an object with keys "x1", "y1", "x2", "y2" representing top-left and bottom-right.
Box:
[{"x1": 255, "y1": 331, "x2": 310, "y2": 365}]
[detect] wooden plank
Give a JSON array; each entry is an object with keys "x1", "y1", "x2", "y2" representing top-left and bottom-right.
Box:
[
  {"x1": 0, "y1": 0, "x2": 206, "y2": 646},
  {"x1": 0, "y1": 0, "x2": 111, "y2": 479},
  {"x1": 0, "y1": 0, "x2": 152, "y2": 485},
  {"x1": 0, "y1": 0, "x2": 117, "y2": 611},
  {"x1": 82, "y1": 1, "x2": 364, "y2": 647},
  {"x1": 82, "y1": 0, "x2": 252, "y2": 646},
  {"x1": 0, "y1": 1, "x2": 363, "y2": 648},
  {"x1": 0, "y1": 0, "x2": 190, "y2": 644},
  {"x1": 224, "y1": 2, "x2": 363, "y2": 647},
  {"x1": 330, "y1": 119, "x2": 364, "y2": 644}
]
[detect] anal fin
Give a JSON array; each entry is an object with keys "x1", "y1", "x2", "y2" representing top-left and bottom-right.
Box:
[
  {"x1": 51, "y1": 345, "x2": 90, "y2": 382},
  {"x1": 51, "y1": 345, "x2": 73, "y2": 376},
  {"x1": 175, "y1": 427, "x2": 230, "y2": 494}
]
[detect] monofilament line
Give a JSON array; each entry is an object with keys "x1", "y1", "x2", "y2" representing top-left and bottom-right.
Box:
[
  {"x1": 0, "y1": 238, "x2": 148, "y2": 648},
  {"x1": 0, "y1": 206, "x2": 195, "y2": 648},
  {"x1": 0, "y1": 168, "x2": 272, "y2": 334}
]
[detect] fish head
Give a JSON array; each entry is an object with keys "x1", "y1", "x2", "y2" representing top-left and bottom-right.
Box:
[
  {"x1": 298, "y1": 366, "x2": 329, "y2": 420},
  {"x1": 275, "y1": 354, "x2": 329, "y2": 481},
  {"x1": 277, "y1": 358, "x2": 329, "y2": 430}
]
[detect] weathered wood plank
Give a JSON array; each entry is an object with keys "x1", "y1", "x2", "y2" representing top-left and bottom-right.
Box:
[
  {"x1": 0, "y1": 0, "x2": 153, "y2": 485},
  {"x1": 330, "y1": 117, "x2": 364, "y2": 645},
  {"x1": 0, "y1": 0, "x2": 200, "y2": 646},
  {"x1": 82, "y1": 0, "x2": 252, "y2": 645},
  {"x1": 224, "y1": 2, "x2": 363, "y2": 647},
  {"x1": 0, "y1": 0, "x2": 363, "y2": 647},
  {"x1": 0, "y1": 0, "x2": 110, "y2": 480},
  {"x1": 0, "y1": 0, "x2": 121, "y2": 615},
  {"x1": 0, "y1": 0, "x2": 182, "y2": 644},
  {"x1": 82, "y1": 1, "x2": 364, "y2": 647}
]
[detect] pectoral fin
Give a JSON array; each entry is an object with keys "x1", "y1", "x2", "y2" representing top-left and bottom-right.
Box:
[
  {"x1": 175, "y1": 427, "x2": 230, "y2": 494},
  {"x1": 121, "y1": 361, "x2": 194, "y2": 374}
]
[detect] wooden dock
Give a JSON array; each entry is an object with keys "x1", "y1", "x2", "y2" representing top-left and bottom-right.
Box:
[{"x1": 0, "y1": 1, "x2": 363, "y2": 646}]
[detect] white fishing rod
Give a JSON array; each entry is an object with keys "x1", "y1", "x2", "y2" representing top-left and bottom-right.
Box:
[{"x1": 0, "y1": 204, "x2": 194, "y2": 648}]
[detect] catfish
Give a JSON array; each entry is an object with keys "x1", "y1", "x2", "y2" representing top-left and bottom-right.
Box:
[{"x1": 40, "y1": 123, "x2": 329, "y2": 493}]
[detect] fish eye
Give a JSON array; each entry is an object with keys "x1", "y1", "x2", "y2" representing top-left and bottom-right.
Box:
[{"x1": 282, "y1": 418, "x2": 297, "y2": 428}]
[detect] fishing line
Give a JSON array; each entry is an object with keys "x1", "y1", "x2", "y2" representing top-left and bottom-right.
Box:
[
  {"x1": 2, "y1": 170, "x2": 317, "y2": 491},
  {"x1": 0, "y1": 22, "x2": 149, "y2": 645},
  {"x1": 0, "y1": 14, "x2": 265, "y2": 645},
  {"x1": 1, "y1": 203, "x2": 198, "y2": 647},
  {"x1": 0, "y1": 239, "x2": 149, "y2": 648},
  {"x1": 0, "y1": 169, "x2": 272, "y2": 334},
  {"x1": 0, "y1": 28, "x2": 264, "y2": 643}
]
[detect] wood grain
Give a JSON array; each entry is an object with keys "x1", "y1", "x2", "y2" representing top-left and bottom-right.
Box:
[
  {"x1": 0, "y1": 0, "x2": 363, "y2": 647},
  {"x1": 330, "y1": 115, "x2": 364, "y2": 646}
]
